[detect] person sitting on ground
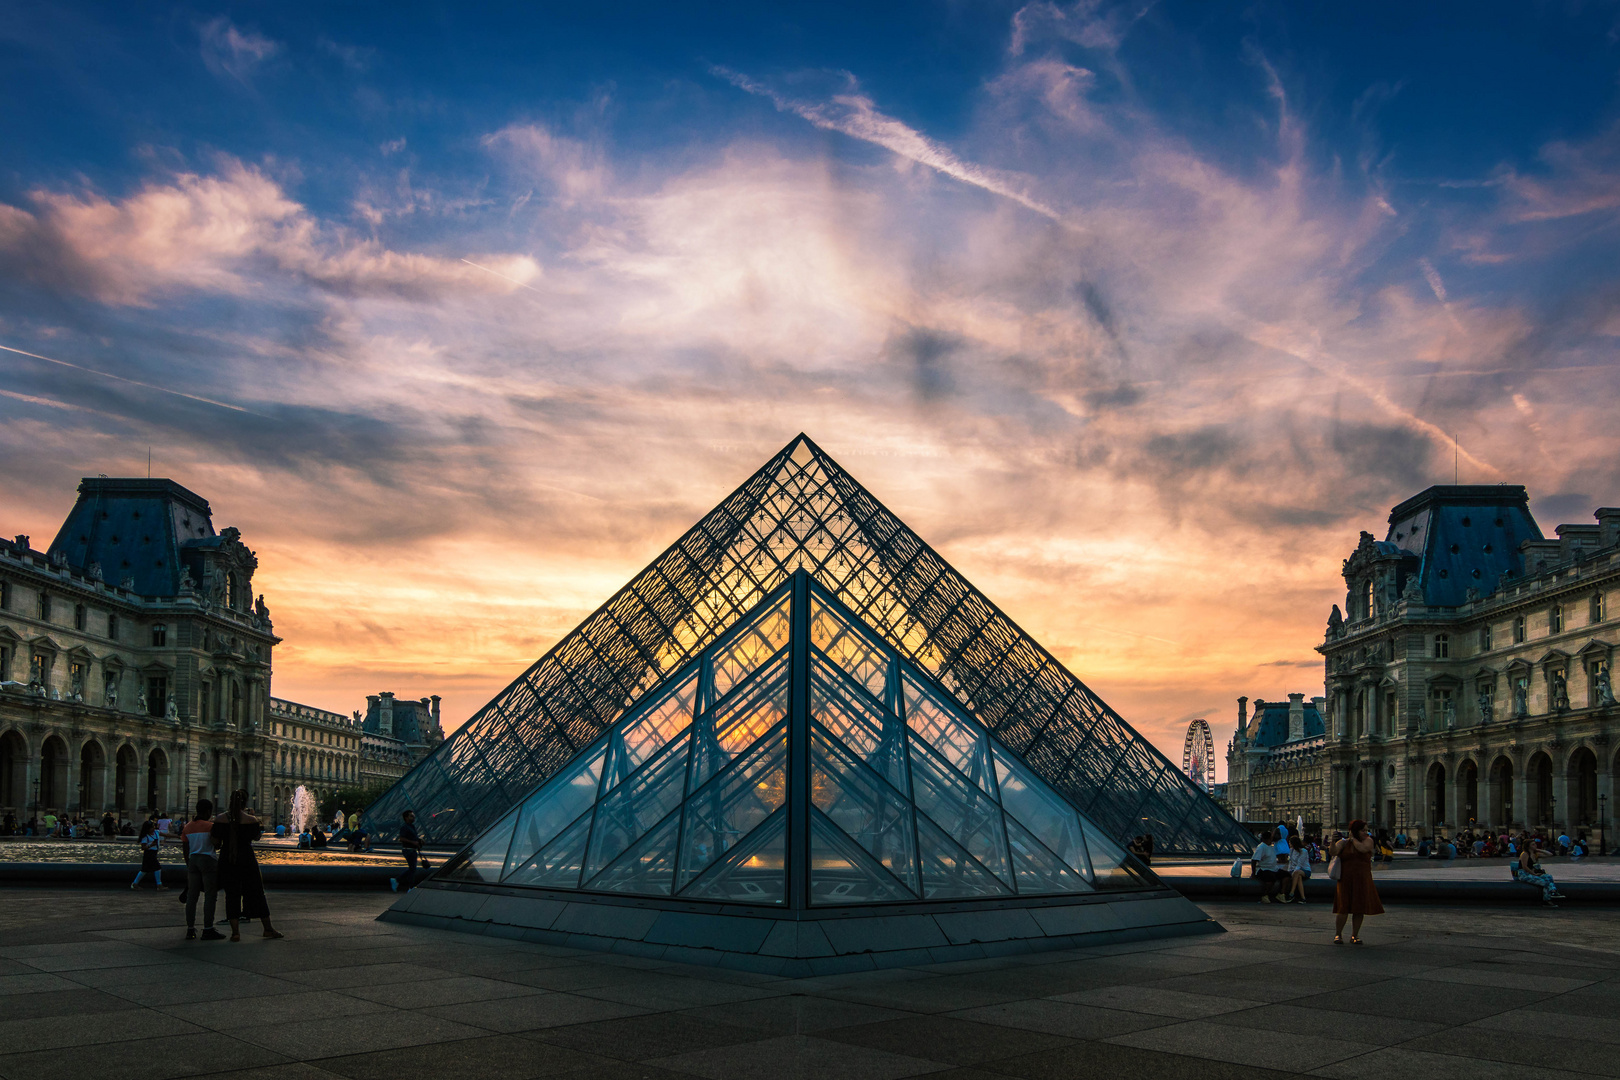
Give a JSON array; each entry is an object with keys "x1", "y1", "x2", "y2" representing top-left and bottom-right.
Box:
[
  {"x1": 297, "y1": 828, "x2": 312, "y2": 849},
  {"x1": 1570, "y1": 835, "x2": 1589, "y2": 860},
  {"x1": 1416, "y1": 837, "x2": 1431, "y2": 858},
  {"x1": 312, "y1": 828, "x2": 328, "y2": 848},
  {"x1": 1513, "y1": 832, "x2": 1566, "y2": 906},
  {"x1": 1252, "y1": 829, "x2": 1282, "y2": 903}
]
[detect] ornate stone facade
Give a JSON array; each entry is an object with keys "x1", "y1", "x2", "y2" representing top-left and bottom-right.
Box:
[
  {"x1": 266, "y1": 697, "x2": 362, "y2": 826},
  {"x1": 357, "y1": 692, "x2": 443, "y2": 788},
  {"x1": 1224, "y1": 693, "x2": 1329, "y2": 829},
  {"x1": 1319, "y1": 485, "x2": 1618, "y2": 839},
  {"x1": 0, "y1": 479, "x2": 277, "y2": 823}
]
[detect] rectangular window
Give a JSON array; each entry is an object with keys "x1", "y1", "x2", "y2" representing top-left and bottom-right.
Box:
[
  {"x1": 0, "y1": 646, "x2": 8, "y2": 682},
  {"x1": 73, "y1": 604, "x2": 86, "y2": 631},
  {"x1": 1514, "y1": 615, "x2": 1526, "y2": 643},
  {"x1": 1595, "y1": 593, "x2": 1608, "y2": 624},
  {"x1": 69, "y1": 662, "x2": 85, "y2": 699},
  {"x1": 38, "y1": 593, "x2": 51, "y2": 621},
  {"x1": 151, "y1": 623, "x2": 167, "y2": 647},
  {"x1": 107, "y1": 614, "x2": 119, "y2": 641},
  {"x1": 0, "y1": 579, "x2": 9, "y2": 609},
  {"x1": 30, "y1": 652, "x2": 50, "y2": 685},
  {"x1": 1551, "y1": 605, "x2": 1564, "y2": 633},
  {"x1": 1433, "y1": 634, "x2": 1450, "y2": 659},
  {"x1": 1480, "y1": 623, "x2": 1492, "y2": 651},
  {"x1": 147, "y1": 676, "x2": 167, "y2": 718}
]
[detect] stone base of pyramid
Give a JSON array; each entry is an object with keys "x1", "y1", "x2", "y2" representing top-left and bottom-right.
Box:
[{"x1": 379, "y1": 881, "x2": 1220, "y2": 975}]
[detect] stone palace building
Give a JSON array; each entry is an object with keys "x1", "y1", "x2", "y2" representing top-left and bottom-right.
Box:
[
  {"x1": 1, "y1": 477, "x2": 444, "y2": 827},
  {"x1": 1229, "y1": 484, "x2": 1619, "y2": 841}
]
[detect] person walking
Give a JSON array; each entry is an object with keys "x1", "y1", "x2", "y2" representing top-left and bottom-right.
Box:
[
  {"x1": 390, "y1": 809, "x2": 425, "y2": 892},
  {"x1": 212, "y1": 789, "x2": 284, "y2": 942},
  {"x1": 1513, "y1": 832, "x2": 1567, "y2": 906},
  {"x1": 130, "y1": 818, "x2": 165, "y2": 889},
  {"x1": 1332, "y1": 818, "x2": 1384, "y2": 944},
  {"x1": 182, "y1": 799, "x2": 225, "y2": 940}
]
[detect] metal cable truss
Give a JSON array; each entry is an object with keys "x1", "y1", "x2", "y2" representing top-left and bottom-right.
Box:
[
  {"x1": 364, "y1": 435, "x2": 1255, "y2": 855},
  {"x1": 1182, "y1": 718, "x2": 1216, "y2": 796}
]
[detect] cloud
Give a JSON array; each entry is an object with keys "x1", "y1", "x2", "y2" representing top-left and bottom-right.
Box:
[
  {"x1": 0, "y1": 160, "x2": 540, "y2": 305},
  {"x1": 199, "y1": 18, "x2": 280, "y2": 84}
]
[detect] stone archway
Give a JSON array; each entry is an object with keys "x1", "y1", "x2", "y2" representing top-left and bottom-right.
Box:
[
  {"x1": 1527, "y1": 751, "x2": 1554, "y2": 828},
  {"x1": 78, "y1": 740, "x2": 106, "y2": 813},
  {"x1": 1569, "y1": 747, "x2": 1599, "y2": 829},
  {"x1": 40, "y1": 735, "x2": 69, "y2": 812},
  {"x1": 0, "y1": 729, "x2": 25, "y2": 813},
  {"x1": 1426, "y1": 761, "x2": 1447, "y2": 832},
  {"x1": 1488, "y1": 756, "x2": 1514, "y2": 830},
  {"x1": 1456, "y1": 759, "x2": 1479, "y2": 828},
  {"x1": 145, "y1": 747, "x2": 169, "y2": 815}
]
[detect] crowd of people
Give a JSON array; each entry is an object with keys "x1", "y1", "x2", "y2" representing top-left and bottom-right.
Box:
[{"x1": 4, "y1": 810, "x2": 144, "y2": 838}]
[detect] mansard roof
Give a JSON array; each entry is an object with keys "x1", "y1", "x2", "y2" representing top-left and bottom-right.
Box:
[
  {"x1": 1248, "y1": 699, "x2": 1325, "y2": 748},
  {"x1": 1382, "y1": 485, "x2": 1541, "y2": 608},
  {"x1": 46, "y1": 477, "x2": 219, "y2": 598}
]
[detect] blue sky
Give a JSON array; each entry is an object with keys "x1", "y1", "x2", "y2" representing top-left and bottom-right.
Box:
[{"x1": 2, "y1": 2, "x2": 1618, "y2": 767}]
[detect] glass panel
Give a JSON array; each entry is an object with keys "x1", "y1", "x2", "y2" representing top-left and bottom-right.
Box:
[
  {"x1": 993, "y1": 745, "x2": 1090, "y2": 878},
  {"x1": 680, "y1": 809, "x2": 786, "y2": 905},
  {"x1": 602, "y1": 672, "x2": 698, "y2": 793},
  {"x1": 811, "y1": 658, "x2": 907, "y2": 794},
  {"x1": 503, "y1": 743, "x2": 607, "y2": 878},
  {"x1": 915, "y1": 813, "x2": 1010, "y2": 899},
  {"x1": 689, "y1": 657, "x2": 788, "y2": 792},
  {"x1": 908, "y1": 741, "x2": 1012, "y2": 886},
  {"x1": 712, "y1": 593, "x2": 791, "y2": 699},
  {"x1": 677, "y1": 725, "x2": 788, "y2": 890},
  {"x1": 586, "y1": 812, "x2": 680, "y2": 895},
  {"x1": 810, "y1": 727, "x2": 918, "y2": 893},
  {"x1": 503, "y1": 810, "x2": 592, "y2": 888},
  {"x1": 439, "y1": 805, "x2": 519, "y2": 884},
  {"x1": 903, "y1": 675, "x2": 995, "y2": 794},
  {"x1": 809, "y1": 810, "x2": 916, "y2": 905},
  {"x1": 582, "y1": 737, "x2": 689, "y2": 880},
  {"x1": 810, "y1": 596, "x2": 888, "y2": 699},
  {"x1": 1082, "y1": 818, "x2": 1154, "y2": 889},
  {"x1": 1005, "y1": 815, "x2": 1092, "y2": 895}
]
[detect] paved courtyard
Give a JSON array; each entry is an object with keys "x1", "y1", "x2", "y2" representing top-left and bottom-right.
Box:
[{"x1": 4, "y1": 887, "x2": 1620, "y2": 1080}]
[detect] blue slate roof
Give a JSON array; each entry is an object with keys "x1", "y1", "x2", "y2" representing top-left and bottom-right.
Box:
[
  {"x1": 45, "y1": 478, "x2": 215, "y2": 598},
  {"x1": 1250, "y1": 700, "x2": 1325, "y2": 748},
  {"x1": 1386, "y1": 486, "x2": 1542, "y2": 606},
  {"x1": 363, "y1": 697, "x2": 437, "y2": 745}
]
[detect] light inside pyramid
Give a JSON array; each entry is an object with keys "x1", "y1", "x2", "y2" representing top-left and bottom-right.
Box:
[
  {"x1": 365, "y1": 435, "x2": 1251, "y2": 856},
  {"x1": 436, "y1": 575, "x2": 1151, "y2": 906}
]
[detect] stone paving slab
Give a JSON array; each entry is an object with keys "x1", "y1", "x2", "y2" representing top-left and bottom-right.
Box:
[{"x1": 4, "y1": 886, "x2": 1620, "y2": 1080}]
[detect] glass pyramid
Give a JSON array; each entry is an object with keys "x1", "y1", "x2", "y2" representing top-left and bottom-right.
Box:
[
  {"x1": 435, "y1": 574, "x2": 1153, "y2": 906},
  {"x1": 367, "y1": 435, "x2": 1252, "y2": 855}
]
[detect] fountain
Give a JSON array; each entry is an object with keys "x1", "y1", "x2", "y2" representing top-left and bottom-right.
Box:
[{"x1": 290, "y1": 785, "x2": 316, "y2": 834}]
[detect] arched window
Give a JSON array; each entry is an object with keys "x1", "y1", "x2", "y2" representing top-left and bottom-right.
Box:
[{"x1": 1433, "y1": 634, "x2": 1450, "y2": 659}]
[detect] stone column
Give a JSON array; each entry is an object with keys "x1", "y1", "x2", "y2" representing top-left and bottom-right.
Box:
[
  {"x1": 1553, "y1": 751, "x2": 1571, "y2": 835},
  {"x1": 102, "y1": 751, "x2": 117, "y2": 814},
  {"x1": 1512, "y1": 760, "x2": 1528, "y2": 831}
]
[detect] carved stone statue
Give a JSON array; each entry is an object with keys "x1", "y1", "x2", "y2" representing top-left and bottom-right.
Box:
[
  {"x1": 1597, "y1": 667, "x2": 1616, "y2": 708},
  {"x1": 104, "y1": 673, "x2": 118, "y2": 710},
  {"x1": 1415, "y1": 702, "x2": 1427, "y2": 731},
  {"x1": 165, "y1": 699, "x2": 179, "y2": 722},
  {"x1": 1514, "y1": 681, "x2": 1529, "y2": 718},
  {"x1": 254, "y1": 594, "x2": 270, "y2": 622},
  {"x1": 88, "y1": 561, "x2": 103, "y2": 583},
  {"x1": 1477, "y1": 690, "x2": 1493, "y2": 725},
  {"x1": 1326, "y1": 605, "x2": 1344, "y2": 641},
  {"x1": 1443, "y1": 697, "x2": 1456, "y2": 729},
  {"x1": 1402, "y1": 575, "x2": 1424, "y2": 602},
  {"x1": 1551, "y1": 670, "x2": 1570, "y2": 712},
  {"x1": 136, "y1": 686, "x2": 148, "y2": 715}
]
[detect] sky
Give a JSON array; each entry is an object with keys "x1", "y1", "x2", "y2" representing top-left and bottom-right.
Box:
[{"x1": 2, "y1": 2, "x2": 1618, "y2": 779}]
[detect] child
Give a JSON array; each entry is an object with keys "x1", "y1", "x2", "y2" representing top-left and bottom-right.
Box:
[{"x1": 130, "y1": 819, "x2": 164, "y2": 890}]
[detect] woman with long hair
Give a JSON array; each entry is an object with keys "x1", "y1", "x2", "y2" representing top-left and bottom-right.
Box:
[
  {"x1": 130, "y1": 817, "x2": 164, "y2": 890},
  {"x1": 1513, "y1": 831, "x2": 1566, "y2": 906},
  {"x1": 1331, "y1": 818, "x2": 1384, "y2": 944},
  {"x1": 211, "y1": 788, "x2": 284, "y2": 942}
]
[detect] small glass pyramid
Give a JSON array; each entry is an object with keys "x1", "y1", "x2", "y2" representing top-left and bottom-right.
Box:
[{"x1": 437, "y1": 573, "x2": 1151, "y2": 906}]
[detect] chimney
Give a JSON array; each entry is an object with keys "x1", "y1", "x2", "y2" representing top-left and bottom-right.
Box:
[
  {"x1": 430, "y1": 695, "x2": 442, "y2": 733},
  {"x1": 379, "y1": 691, "x2": 394, "y2": 738},
  {"x1": 1312, "y1": 696, "x2": 1326, "y2": 723},
  {"x1": 1288, "y1": 693, "x2": 1306, "y2": 741},
  {"x1": 1236, "y1": 697, "x2": 1249, "y2": 737},
  {"x1": 1597, "y1": 508, "x2": 1620, "y2": 549}
]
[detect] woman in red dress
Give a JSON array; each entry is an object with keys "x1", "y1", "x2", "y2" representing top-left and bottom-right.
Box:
[{"x1": 1332, "y1": 818, "x2": 1384, "y2": 944}]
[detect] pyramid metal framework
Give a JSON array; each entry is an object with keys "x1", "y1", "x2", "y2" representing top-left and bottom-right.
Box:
[
  {"x1": 365, "y1": 435, "x2": 1252, "y2": 855},
  {"x1": 434, "y1": 574, "x2": 1154, "y2": 907}
]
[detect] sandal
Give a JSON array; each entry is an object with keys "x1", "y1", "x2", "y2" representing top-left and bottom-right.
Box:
[
  {"x1": 262, "y1": 930, "x2": 285, "y2": 939},
  {"x1": 1350, "y1": 936, "x2": 1363, "y2": 945},
  {"x1": 229, "y1": 932, "x2": 241, "y2": 942},
  {"x1": 1333, "y1": 935, "x2": 1343, "y2": 944}
]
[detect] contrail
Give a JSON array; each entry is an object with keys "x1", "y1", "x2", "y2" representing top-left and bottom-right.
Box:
[
  {"x1": 0, "y1": 342, "x2": 254, "y2": 414},
  {"x1": 713, "y1": 66, "x2": 1071, "y2": 227},
  {"x1": 461, "y1": 258, "x2": 542, "y2": 292}
]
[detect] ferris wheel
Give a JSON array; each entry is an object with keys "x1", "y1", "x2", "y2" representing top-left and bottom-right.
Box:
[{"x1": 1182, "y1": 718, "x2": 1215, "y2": 795}]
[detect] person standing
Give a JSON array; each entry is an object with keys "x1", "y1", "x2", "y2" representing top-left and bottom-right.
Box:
[
  {"x1": 182, "y1": 799, "x2": 225, "y2": 940},
  {"x1": 391, "y1": 810, "x2": 424, "y2": 892},
  {"x1": 101, "y1": 811, "x2": 116, "y2": 840},
  {"x1": 130, "y1": 819, "x2": 164, "y2": 889},
  {"x1": 212, "y1": 789, "x2": 284, "y2": 942},
  {"x1": 1332, "y1": 818, "x2": 1384, "y2": 944}
]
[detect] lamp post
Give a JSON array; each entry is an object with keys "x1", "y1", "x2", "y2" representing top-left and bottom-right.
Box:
[{"x1": 32, "y1": 776, "x2": 40, "y2": 830}]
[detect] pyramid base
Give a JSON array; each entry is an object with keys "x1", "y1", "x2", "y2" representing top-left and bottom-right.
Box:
[{"x1": 379, "y1": 883, "x2": 1221, "y2": 976}]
